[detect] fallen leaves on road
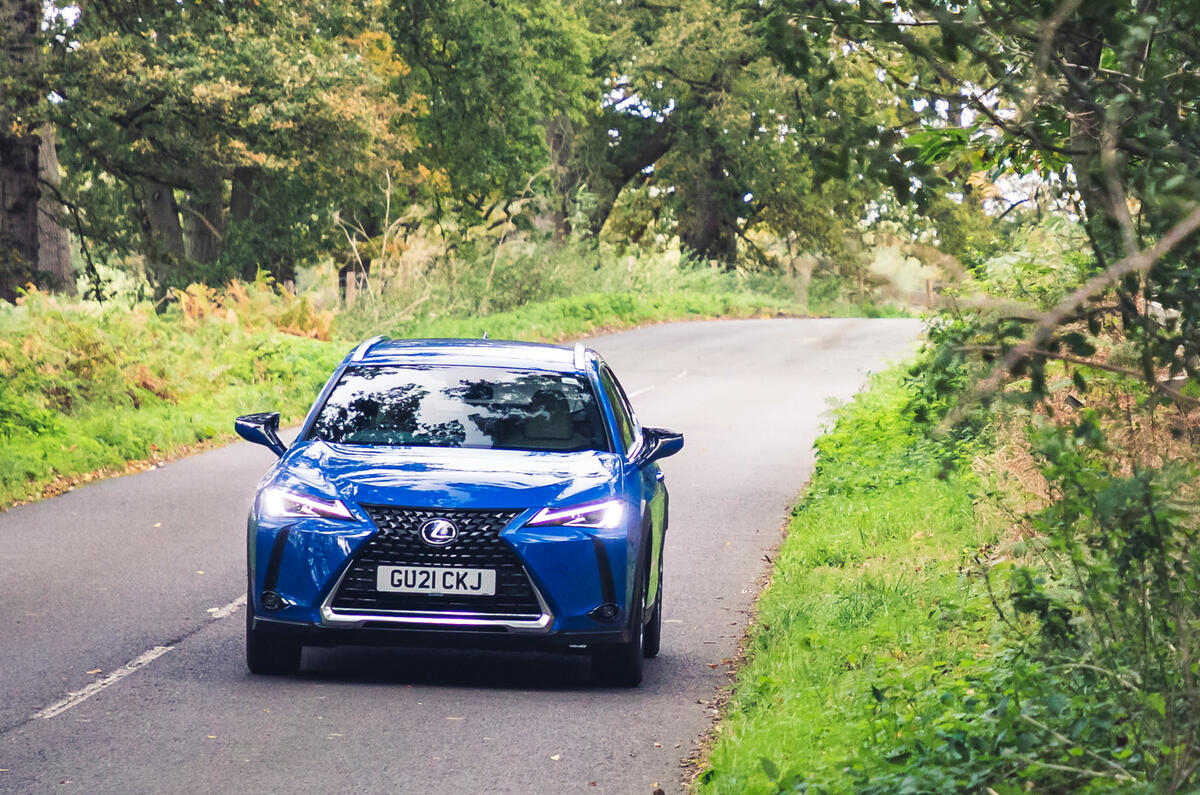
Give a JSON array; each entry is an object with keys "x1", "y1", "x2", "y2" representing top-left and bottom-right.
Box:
[
  {"x1": 86, "y1": 669, "x2": 101, "y2": 675},
  {"x1": 549, "y1": 754, "x2": 561, "y2": 761}
]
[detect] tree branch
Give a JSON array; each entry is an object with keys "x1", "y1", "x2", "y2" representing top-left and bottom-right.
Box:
[
  {"x1": 960, "y1": 345, "x2": 1200, "y2": 406},
  {"x1": 973, "y1": 204, "x2": 1200, "y2": 399}
]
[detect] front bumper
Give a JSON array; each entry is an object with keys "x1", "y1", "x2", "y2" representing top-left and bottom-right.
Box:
[
  {"x1": 249, "y1": 504, "x2": 638, "y2": 643},
  {"x1": 251, "y1": 615, "x2": 634, "y2": 652}
]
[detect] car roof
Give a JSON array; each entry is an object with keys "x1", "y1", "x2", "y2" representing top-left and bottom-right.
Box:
[{"x1": 348, "y1": 337, "x2": 587, "y2": 373}]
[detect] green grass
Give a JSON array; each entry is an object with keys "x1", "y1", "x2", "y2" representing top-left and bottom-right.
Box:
[
  {"x1": 0, "y1": 297, "x2": 344, "y2": 507},
  {"x1": 698, "y1": 373, "x2": 999, "y2": 793},
  {"x1": 0, "y1": 286, "x2": 793, "y2": 509}
]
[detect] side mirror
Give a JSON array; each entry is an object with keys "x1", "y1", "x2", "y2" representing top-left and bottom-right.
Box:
[
  {"x1": 636, "y1": 427, "x2": 684, "y2": 465},
  {"x1": 235, "y1": 411, "x2": 287, "y2": 457}
]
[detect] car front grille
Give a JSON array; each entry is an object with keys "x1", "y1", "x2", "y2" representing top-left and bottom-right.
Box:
[{"x1": 328, "y1": 506, "x2": 541, "y2": 617}]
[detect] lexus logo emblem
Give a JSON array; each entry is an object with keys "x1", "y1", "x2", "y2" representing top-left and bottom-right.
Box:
[{"x1": 419, "y1": 518, "x2": 459, "y2": 547}]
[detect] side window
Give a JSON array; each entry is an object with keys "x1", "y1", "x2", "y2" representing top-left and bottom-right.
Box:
[{"x1": 599, "y1": 366, "x2": 638, "y2": 453}]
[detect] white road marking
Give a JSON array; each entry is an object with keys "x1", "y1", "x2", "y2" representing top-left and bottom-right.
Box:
[
  {"x1": 207, "y1": 594, "x2": 247, "y2": 620},
  {"x1": 34, "y1": 594, "x2": 246, "y2": 721},
  {"x1": 629, "y1": 385, "x2": 656, "y2": 398},
  {"x1": 34, "y1": 646, "x2": 174, "y2": 720}
]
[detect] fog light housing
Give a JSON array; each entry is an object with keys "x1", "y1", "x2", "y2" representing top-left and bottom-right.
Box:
[
  {"x1": 588, "y1": 602, "x2": 619, "y2": 622},
  {"x1": 261, "y1": 590, "x2": 284, "y2": 611}
]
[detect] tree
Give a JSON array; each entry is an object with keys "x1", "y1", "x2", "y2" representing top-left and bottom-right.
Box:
[
  {"x1": 1, "y1": 0, "x2": 48, "y2": 301},
  {"x1": 388, "y1": 0, "x2": 596, "y2": 228},
  {"x1": 50, "y1": 0, "x2": 413, "y2": 292},
  {"x1": 763, "y1": 0, "x2": 1200, "y2": 383},
  {"x1": 542, "y1": 0, "x2": 899, "y2": 266}
]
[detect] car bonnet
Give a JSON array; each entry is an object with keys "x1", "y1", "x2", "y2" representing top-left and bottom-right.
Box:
[{"x1": 275, "y1": 440, "x2": 622, "y2": 511}]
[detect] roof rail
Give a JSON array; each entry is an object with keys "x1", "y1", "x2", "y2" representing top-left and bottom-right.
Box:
[
  {"x1": 573, "y1": 342, "x2": 587, "y2": 371},
  {"x1": 350, "y1": 335, "x2": 389, "y2": 362}
]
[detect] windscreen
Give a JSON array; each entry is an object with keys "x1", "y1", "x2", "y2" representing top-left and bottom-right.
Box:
[{"x1": 309, "y1": 365, "x2": 610, "y2": 452}]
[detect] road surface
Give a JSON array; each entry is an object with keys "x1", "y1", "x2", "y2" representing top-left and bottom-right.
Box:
[{"x1": 0, "y1": 318, "x2": 921, "y2": 793}]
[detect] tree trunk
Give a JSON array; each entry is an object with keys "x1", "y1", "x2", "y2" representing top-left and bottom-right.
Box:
[
  {"x1": 0, "y1": 0, "x2": 42, "y2": 303},
  {"x1": 141, "y1": 180, "x2": 187, "y2": 287},
  {"x1": 183, "y1": 167, "x2": 226, "y2": 266},
  {"x1": 229, "y1": 167, "x2": 254, "y2": 224},
  {"x1": 577, "y1": 113, "x2": 676, "y2": 238},
  {"x1": 37, "y1": 124, "x2": 74, "y2": 294},
  {"x1": 0, "y1": 134, "x2": 40, "y2": 302},
  {"x1": 1060, "y1": 21, "x2": 1115, "y2": 262},
  {"x1": 545, "y1": 116, "x2": 574, "y2": 239},
  {"x1": 678, "y1": 151, "x2": 738, "y2": 265},
  {"x1": 229, "y1": 166, "x2": 257, "y2": 281}
]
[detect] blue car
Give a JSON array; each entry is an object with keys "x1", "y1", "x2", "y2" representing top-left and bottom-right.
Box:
[{"x1": 235, "y1": 337, "x2": 683, "y2": 685}]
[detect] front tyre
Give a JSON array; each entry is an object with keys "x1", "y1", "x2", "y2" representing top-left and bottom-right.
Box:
[
  {"x1": 642, "y1": 553, "x2": 663, "y2": 659},
  {"x1": 245, "y1": 596, "x2": 302, "y2": 675}
]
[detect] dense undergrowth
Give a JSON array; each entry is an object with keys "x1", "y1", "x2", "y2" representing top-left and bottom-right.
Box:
[
  {"x1": 0, "y1": 290, "x2": 344, "y2": 507},
  {"x1": 698, "y1": 369, "x2": 996, "y2": 793},
  {"x1": 0, "y1": 243, "x2": 826, "y2": 508},
  {"x1": 701, "y1": 314, "x2": 1200, "y2": 792}
]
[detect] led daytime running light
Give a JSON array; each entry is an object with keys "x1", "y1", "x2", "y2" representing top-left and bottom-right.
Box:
[
  {"x1": 527, "y1": 499, "x2": 625, "y2": 530},
  {"x1": 261, "y1": 488, "x2": 353, "y2": 520}
]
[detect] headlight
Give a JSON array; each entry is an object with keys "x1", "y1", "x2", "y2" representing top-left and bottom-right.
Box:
[
  {"x1": 260, "y1": 487, "x2": 354, "y2": 520},
  {"x1": 526, "y1": 498, "x2": 625, "y2": 530}
]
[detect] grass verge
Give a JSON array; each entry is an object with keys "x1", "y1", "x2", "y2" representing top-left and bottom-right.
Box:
[
  {"x1": 696, "y1": 370, "x2": 999, "y2": 793},
  {"x1": 0, "y1": 287, "x2": 793, "y2": 510}
]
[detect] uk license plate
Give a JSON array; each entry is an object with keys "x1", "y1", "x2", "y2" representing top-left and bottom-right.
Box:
[{"x1": 376, "y1": 565, "x2": 497, "y2": 596}]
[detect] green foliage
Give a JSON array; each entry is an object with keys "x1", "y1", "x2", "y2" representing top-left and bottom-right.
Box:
[
  {"x1": 699, "y1": 370, "x2": 995, "y2": 793},
  {"x1": 329, "y1": 239, "x2": 813, "y2": 341},
  {"x1": 700, "y1": 354, "x2": 1200, "y2": 793},
  {"x1": 854, "y1": 414, "x2": 1200, "y2": 793},
  {"x1": 8, "y1": 0, "x2": 972, "y2": 300},
  {"x1": 971, "y1": 216, "x2": 1098, "y2": 308},
  {"x1": 765, "y1": 0, "x2": 1200, "y2": 397},
  {"x1": 51, "y1": 0, "x2": 412, "y2": 291},
  {"x1": 0, "y1": 290, "x2": 342, "y2": 505},
  {"x1": 850, "y1": 645, "x2": 1147, "y2": 794},
  {"x1": 390, "y1": 0, "x2": 595, "y2": 211},
  {"x1": 1011, "y1": 419, "x2": 1200, "y2": 789},
  {"x1": 386, "y1": 290, "x2": 790, "y2": 343},
  {"x1": 0, "y1": 246, "x2": 809, "y2": 508}
]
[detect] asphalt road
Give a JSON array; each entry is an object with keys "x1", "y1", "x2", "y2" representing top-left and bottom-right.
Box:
[{"x1": 0, "y1": 317, "x2": 921, "y2": 794}]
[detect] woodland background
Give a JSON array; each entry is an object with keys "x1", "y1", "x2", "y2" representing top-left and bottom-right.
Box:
[{"x1": 4, "y1": 1, "x2": 1200, "y2": 791}]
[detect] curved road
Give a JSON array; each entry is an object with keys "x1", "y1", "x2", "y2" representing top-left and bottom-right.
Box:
[{"x1": 0, "y1": 318, "x2": 920, "y2": 794}]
